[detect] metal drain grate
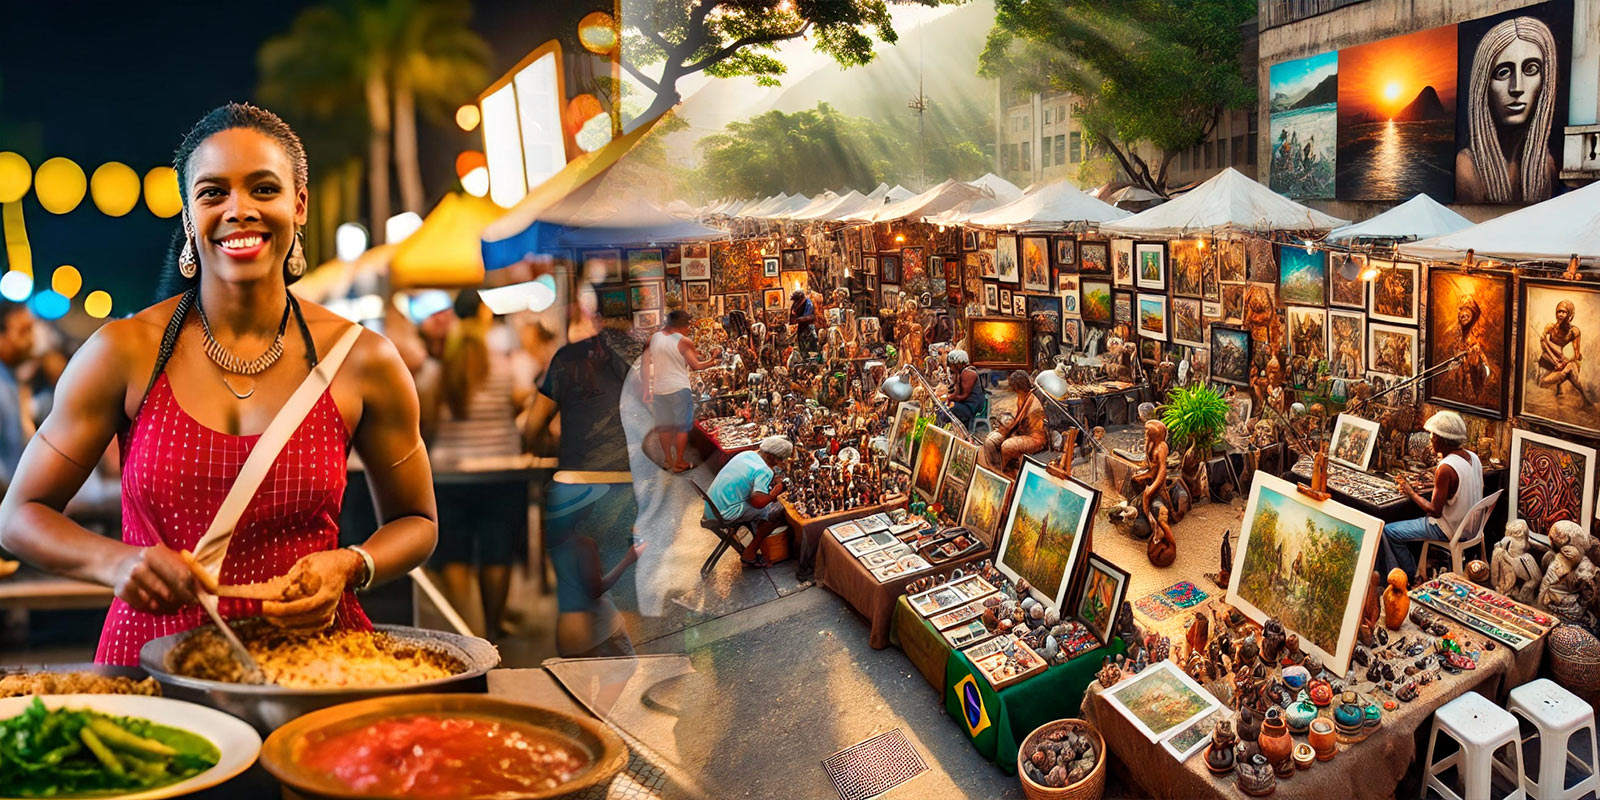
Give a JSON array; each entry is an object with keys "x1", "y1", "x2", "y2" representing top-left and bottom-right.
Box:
[{"x1": 822, "y1": 729, "x2": 927, "y2": 800}]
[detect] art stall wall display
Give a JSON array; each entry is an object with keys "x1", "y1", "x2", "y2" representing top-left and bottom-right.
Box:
[{"x1": 1267, "y1": 0, "x2": 1573, "y2": 205}]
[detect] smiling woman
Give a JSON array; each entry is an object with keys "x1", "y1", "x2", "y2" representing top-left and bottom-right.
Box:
[{"x1": 0, "y1": 103, "x2": 439, "y2": 667}]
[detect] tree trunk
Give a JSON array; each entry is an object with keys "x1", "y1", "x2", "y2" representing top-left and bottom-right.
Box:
[
  {"x1": 393, "y1": 71, "x2": 424, "y2": 215},
  {"x1": 365, "y1": 70, "x2": 392, "y2": 244}
]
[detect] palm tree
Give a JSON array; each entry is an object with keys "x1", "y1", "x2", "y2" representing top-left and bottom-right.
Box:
[{"x1": 259, "y1": 0, "x2": 489, "y2": 243}]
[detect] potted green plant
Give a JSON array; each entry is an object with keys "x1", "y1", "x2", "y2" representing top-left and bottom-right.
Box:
[{"x1": 1162, "y1": 384, "x2": 1230, "y2": 499}]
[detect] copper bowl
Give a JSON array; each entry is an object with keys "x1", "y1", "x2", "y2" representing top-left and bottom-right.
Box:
[{"x1": 260, "y1": 693, "x2": 628, "y2": 800}]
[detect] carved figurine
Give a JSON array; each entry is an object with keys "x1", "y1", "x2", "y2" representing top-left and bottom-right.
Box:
[
  {"x1": 1260, "y1": 618, "x2": 1286, "y2": 664},
  {"x1": 1541, "y1": 519, "x2": 1598, "y2": 575},
  {"x1": 1187, "y1": 610, "x2": 1210, "y2": 659},
  {"x1": 1113, "y1": 600, "x2": 1140, "y2": 647},
  {"x1": 1491, "y1": 520, "x2": 1543, "y2": 606},
  {"x1": 1540, "y1": 545, "x2": 1598, "y2": 629},
  {"x1": 1132, "y1": 419, "x2": 1171, "y2": 534},
  {"x1": 1206, "y1": 718, "x2": 1238, "y2": 774},
  {"x1": 1382, "y1": 568, "x2": 1410, "y2": 630},
  {"x1": 1279, "y1": 633, "x2": 1304, "y2": 667},
  {"x1": 1217, "y1": 530, "x2": 1234, "y2": 588},
  {"x1": 1147, "y1": 501, "x2": 1177, "y2": 568},
  {"x1": 1358, "y1": 568, "x2": 1382, "y2": 646}
]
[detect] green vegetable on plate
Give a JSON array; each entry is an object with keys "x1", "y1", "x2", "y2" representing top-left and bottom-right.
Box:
[{"x1": 0, "y1": 697, "x2": 219, "y2": 797}]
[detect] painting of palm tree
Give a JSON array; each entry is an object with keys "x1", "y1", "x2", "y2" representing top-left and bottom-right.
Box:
[{"x1": 997, "y1": 461, "x2": 1099, "y2": 610}]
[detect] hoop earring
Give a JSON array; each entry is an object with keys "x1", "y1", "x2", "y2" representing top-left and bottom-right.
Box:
[
  {"x1": 179, "y1": 215, "x2": 198, "y2": 279},
  {"x1": 286, "y1": 229, "x2": 307, "y2": 277}
]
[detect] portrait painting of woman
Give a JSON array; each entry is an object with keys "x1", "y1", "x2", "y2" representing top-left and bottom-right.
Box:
[{"x1": 1456, "y1": 16, "x2": 1559, "y2": 204}]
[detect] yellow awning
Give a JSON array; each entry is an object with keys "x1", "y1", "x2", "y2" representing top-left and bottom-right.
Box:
[{"x1": 390, "y1": 193, "x2": 507, "y2": 289}]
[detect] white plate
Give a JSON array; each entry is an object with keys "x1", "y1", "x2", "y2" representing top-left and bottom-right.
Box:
[{"x1": 0, "y1": 693, "x2": 261, "y2": 800}]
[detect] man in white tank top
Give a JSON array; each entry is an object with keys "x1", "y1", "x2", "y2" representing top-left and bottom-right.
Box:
[
  {"x1": 1378, "y1": 410, "x2": 1486, "y2": 579},
  {"x1": 642, "y1": 310, "x2": 721, "y2": 472}
]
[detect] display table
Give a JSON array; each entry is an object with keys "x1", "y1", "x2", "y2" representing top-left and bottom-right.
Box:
[
  {"x1": 813, "y1": 531, "x2": 990, "y2": 650},
  {"x1": 789, "y1": 495, "x2": 905, "y2": 581},
  {"x1": 1082, "y1": 616, "x2": 1545, "y2": 799},
  {"x1": 690, "y1": 419, "x2": 758, "y2": 472}
]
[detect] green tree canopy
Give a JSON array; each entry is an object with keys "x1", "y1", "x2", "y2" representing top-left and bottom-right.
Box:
[{"x1": 979, "y1": 0, "x2": 1255, "y2": 195}]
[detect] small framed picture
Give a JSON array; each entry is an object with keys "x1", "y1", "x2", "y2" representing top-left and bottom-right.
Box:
[
  {"x1": 686, "y1": 282, "x2": 710, "y2": 302},
  {"x1": 999, "y1": 288, "x2": 1013, "y2": 313},
  {"x1": 1012, "y1": 294, "x2": 1026, "y2": 316},
  {"x1": 781, "y1": 248, "x2": 805, "y2": 271},
  {"x1": 984, "y1": 283, "x2": 999, "y2": 311},
  {"x1": 632, "y1": 309, "x2": 660, "y2": 329},
  {"x1": 763, "y1": 288, "x2": 785, "y2": 312},
  {"x1": 763, "y1": 257, "x2": 780, "y2": 277}
]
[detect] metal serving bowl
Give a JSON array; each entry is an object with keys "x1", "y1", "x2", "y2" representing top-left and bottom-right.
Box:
[
  {"x1": 139, "y1": 624, "x2": 500, "y2": 734},
  {"x1": 260, "y1": 694, "x2": 628, "y2": 800}
]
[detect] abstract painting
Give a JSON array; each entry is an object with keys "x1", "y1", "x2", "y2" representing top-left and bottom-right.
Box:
[
  {"x1": 1081, "y1": 279, "x2": 1113, "y2": 326},
  {"x1": 1367, "y1": 322, "x2": 1418, "y2": 378},
  {"x1": 969, "y1": 317, "x2": 1031, "y2": 370},
  {"x1": 1328, "y1": 413, "x2": 1380, "y2": 470},
  {"x1": 1336, "y1": 24, "x2": 1458, "y2": 202},
  {"x1": 889, "y1": 401, "x2": 921, "y2": 472},
  {"x1": 1135, "y1": 242, "x2": 1167, "y2": 290},
  {"x1": 1172, "y1": 297, "x2": 1204, "y2": 347},
  {"x1": 996, "y1": 460, "x2": 1098, "y2": 610},
  {"x1": 913, "y1": 423, "x2": 955, "y2": 502},
  {"x1": 1229, "y1": 472, "x2": 1383, "y2": 675},
  {"x1": 1022, "y1": 236, "x2": 1052, "y2": 292},
  {"x1": 1210, "y1": 326, "x2": 1252, "y2": 386},
  {"x1": 1112, "y1": 239, "x2": 1135, "y2": 287},
  {"x1": 1368, "y1": 260, "x2": 1419, "y2": 324},
  {"x1": 597, "y1": 285, "x2": 629, "y2": 318},
  {"x1": 1076, "y1": 554, "x2": 1129, "y2": 646},
  {"x1": 1278, "y1": 245, "x2": 1327, "y2": 306},
  {"x1": 1328, "y1": 252, "x2": 1366, "y2": 309},
  {"x1": 1455, "y1": 5, "x2": 1569, "y2": 204},
  {"x1": 1054, "y1": 237, "x2": 1077, "y2": 270},
  {"x1": 1246, "y1": 238, "x2": 1277, "y2": 283},
  {"x1": 996, "y1": 235, "x2": 1020, "y2": 284},
  {"x1": 1169, "y1": 239, "x2": 1208, "y2": 299},
  {"x1": 686, "y1": 281, "x2": 710, "y2": 302},
  {"x1": 1270, "y1": 51, "x2": 1338, "y2": 199},
  {"x1": 1427, "y1": 268, "x2": 1509, "y2": 416},
  {"x1": 1328, "y1": 309, "x2": 1366, "y2": 380},
  {"x1": 630, "y1": 281, "x2": 662, "y2": 310},
  {"x1": 1114, "y1": 291, "x2": 1134, "y2": 325},
  {"x1": 1101, "y1": 661, "x2": 1223, "y2": 744},
  {"x1": 681, "y1": 243, "x2": 711, "y2": 280},
  {"x1": 1217, "y1": 240, "x2": 1247, "y2": 283},
  {"x1": 1509, "y1": 428, "x2": 1595, "y2": 541},
  {"x1": 961, "y1": 464, "x2": 1013, "y2": 545},
  {"x1": 1137, "y1": 293, "x2": 1169, "y2": 342},
  {"x1": 626, "y1": 248, "x2": 665, "y2": 280},
  {"x1": 1287, "y1": 306, "x2": 1328, "y2": 361},
  {"x1": 1080, "y1": 240, "x2": 1110, "y2": 275},
  {"x1": 1518, "y1": 280, "x2": 1600, "y2": 436}
]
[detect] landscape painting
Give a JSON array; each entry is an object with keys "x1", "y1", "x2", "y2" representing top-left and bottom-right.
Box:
[
  {"x1": 1329, "y1": 413, "x2": 1380, "y2": 471},
  {"x1": 996, "y1": 460, "x2": 1098, "y2": 610},
  {"x1": 1076, "y1": 554, "x2": 1129, "y2": 646},
  {"x1": 913, "y1": 423, "x2": 954, "y2": 501},
  {"x1": 1137, "y1": 293, "x2": 1168, "y2": 341},
  {"x1": 1101, "y1": 661, "x2": 1222, "y2": 744},
  {"x1": 1229, "y1": 472, "x2": 1383, "y2": 675},
  {"x1": 1509, "y1": 428, "x2": 1596, "y2": 541},
  {"x1": 961, "y1": 465, "x2": 1013, "y2": 545},
  {"x1": 1336, "y1": 24, "x2": 1458, "y2": 202},
  {"x1": 1210, "y1": 326, "x2": 1251, "y2": 386},
  {"x1": 1278, "y1": 245, "x2": 1327, "y2": 306},
  {"x1": 1270, "y1": 51, "x2": 1338, "y2": 199},
  {"x1": 1081, "y1": 279, "x2": 1113, "y2": 326},
  {"x1": 970, "y1": 317, "x2": 1031, "y2": 370}
]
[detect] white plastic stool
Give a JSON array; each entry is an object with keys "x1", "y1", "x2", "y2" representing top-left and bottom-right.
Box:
[
  {"x1": 1423, "y1": 691, "x2": 1527, "y2": 800},
  {"x1": 1508, "y1": 678, "x2": 1599, "y2": 800}
]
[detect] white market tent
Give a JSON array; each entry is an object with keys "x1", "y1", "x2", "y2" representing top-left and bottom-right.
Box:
[
  {"x1": 922, "y1": 194, "x2": 1012, "y2": 226},
  {"x1": 779, "y1": 190, "x2": 839, "y2": 220},
  {"x1": 665, "y1": 199, "x2": 697, "y2": 218},
  {"x1": 743, "y1": 193, "x2": 809, "y2": 219},
  {"x1": 1101, "y1": 168, "x2": 1347, "y2": 236},
  {"x1": 843, "y1": 178, "x2": 990, "y2": 223},
  {"x1": 736, "y1": 193, "x2": 788, "y2": 217},
  {"x1": 554, "y1": 196, "x2": 729, "y2": 248},
  {"x1": 1398, "y1": 180, "x2": 1600, "y2": 262},
  {"x1": 963, "y1": 180, "x2": 1130, "y2": 229},
  {"x1": 1325, "y1": 193, "x2": 1473, "y2": 243},
  {"x1": 968, "y1": 172, "x2": 1024, "y2": 204},
  {"x1": 793, "y1": 189, "x2": 868, "y2": 221},
  {"x1": 885, "y1": 185, "x2": 916, "y2": 203},
  {"x1": 1107, "y1": 186, "x2": 1163, "y2": 206}
]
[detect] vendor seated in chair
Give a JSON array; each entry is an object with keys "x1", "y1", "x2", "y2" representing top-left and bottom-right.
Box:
[
  {"x1": 705, "y1": 436, "x2": 794, "y2": 568},
  {"x1": 1377, "y1": 410, "x2": 1483, "y2": 580},
  {"x1": 981, "y1": 371, "x2": 1048, "y2": 477},
  {"x1": 939, "y1": 349, "x2": 985, "y2": 429}
]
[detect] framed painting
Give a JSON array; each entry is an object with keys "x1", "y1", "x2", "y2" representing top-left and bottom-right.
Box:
[
  {"x1": 581, "y1": 248, "x2": 624, "y2": 284},
  {"x1": 984, "y1": 283, "x2": 999, "y2": 311},
  {"x1": 781, "y1": 248, "x2": 805, "y2": 271},
  {"x1": 881, "y1": 253, "x2": 902, "y2": 284},
  {"x1": 1328, "y1": 413, "x2": 1380, "y2": 471},
  {"x1": 942, "y1": 436, "x2": 980, "y2": 493},
  {"x1": 1221, "y1": 283, "x2": 1246, "y2": 324},
  {"x1": 1075, "y1": 553, "x2": 1129, "y2": 647},
  {"x1": 859, "y1": 225, "x2": 875, "y2": 251},
  {"x1": 995, "y1": 235, "x2": 1020, "y2": 284},
  {"x1": 1059, "y1": 275, "x2": 1081, "y2": 317},
  {"x1": 1228, "y1": 472, "x2": 1383, "y2": 675},
  {"x1": 863, "y1": 255, "x2": 878, "y2": 276},
  {"x1": 1169, "y1": 239, "x2": 1208, "y2": 299},
  {"x1": 1287, "y1": 306, "x2": 1328, "y2": 361},
  {"x1": 1210, "y1": 326, "x2": 1252, "y2": 386},
  {"x1": 980, "y1": 249, "x2": 998, "y2": 279},
  {"x1": 1163, "y1": 713, "x2": 1225, "y2": 763},
  {"x1": 1202, "y1": 300, "x2": 1222, "y2": 320},
  {"x1": 1428, "y1": 268, "x2": 1510, "y2": 416},
  {"x1": 1113, "y1": 290, "x2": 1134, "y2": 325},
  {"x1": 632, "y1": 309, "x2": 661, "y2": 329},
  {"x1": 626, "y1": 248, "x2": 665, "y2": 280},
  {"x1": 762, "y1": 256, "x2": 780, "y2": 278},
  {"x1": 1277, "y1": 245, "x2": 1326, "y2": 306},
  {"x1": 1368, "y1": 260, "x2": 1419, "y2": 325},
  {"x1": 1012, "y1": 294, "x2": 1026, "y2": 317},
  {"x1": 1245, "y1": 237, "x2": 1277, "y2": 283},
  {"x1": 685, "y1": 281, "x2": 710, "y2": 302},
  {"x1": 597, "y1": 285, "x2": 629, "y2": 318},
  {"x1": 1054, "y1": 236, "x2": 1077, "y2": 271},
  {"x1": 1080, "y1": 240, "x2": 1109, "y2": 276},
  {"x1": 1217, "y1": 239, "x2": 1247, "y2": 283},
  {"x1": 888, "y1": 401, "x2": 922, "y2": 473},
  {"x1": 1328, "y1": 309, "x2": 1366, "y2": 380},
  {"x1": 1136, "y1": 293, "x2": 1169, "y2": 342},
  {"x1": 995, "y1": 458, "x2": 1099, "y2": 611},
  {"x1": 969, "y1": 317, "x2": 1031, "y2": 370},
  {"x1": 629, "y1": 281, "x2": 662, "y2": 310},
  {"x1": 1367, "y1": 322, "x2": 1418, "y2": 379},
  {"x1": 681, "y1": 243, "x2": 711, "y2": 280},
  {"x1": 913, "y1": 423, "x2": 956, "y2": 502},
  {"x1": 1063, "y1": 318, "x2": 1085, "y2": 351},
  {"x1": 999, "y1": 288, "x2": 1014, "y2": 315},
  {"x1": 961, "y1": 464, "x2": 1014, "y2": 545},
  {"x1": 725, "y1": 292, "x2": 749, "y2": 316},
  {"x1": 963, "y1": 230, "x2": 978, "y2": 251},
  {"x1": 762, "y1": 288, "x2": 785, "y2": 312},
  {"x1": 1171, "y1": 297, "x2": 1204, "y2": 347},
  {"x1": 1509, "y1": 428, "x2": 1596, "y2": 543},
  {"x1": 1134, "y1": 241, "x2": 1167, "y2": 291},
  {"x1": 1111, "y1": 239, "x2": 1135, "y2": 287},
  {"x1": 1080, "y1": 279, "x2": 1113, "y2": 326},
  {"x1": 1101, "y1": 660, "x2": 1223, "y2": 744},
  {"x1": 1328, "y1": 252, "x2": 1366, "y2": 309},
  {"x1": 1021, "y1": 236, "x2": 1052, "y2": 292},
  {"x1": 1518, "y1": 281, "x2": 1600, "y2": 436}
]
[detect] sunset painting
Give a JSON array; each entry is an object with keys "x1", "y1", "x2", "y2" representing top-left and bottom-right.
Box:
[{"x1": 1336, "y1": 24, "x2": 1458, "y2": 202}]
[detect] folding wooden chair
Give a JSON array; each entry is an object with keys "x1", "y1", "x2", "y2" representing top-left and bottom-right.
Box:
[{"x1": 688, "y1": 479, "x2": 757, "y2": 577}]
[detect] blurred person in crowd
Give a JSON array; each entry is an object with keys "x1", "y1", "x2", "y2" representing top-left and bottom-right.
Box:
[
  {"x1": 0, "y1": 301, "x2": 36, "y2": 492},
  {"x1": 525, "y1": 284, "x2": 643, "y2": 656},
  {"x1": 642, "y1": 310, "x2": 721, "y2": 472},
  {"x1": 704, "y1": 436, "x2": 793, "y2": 568},
  {"x1": 789, "y1": 290, "x2": 818, "y2": 355},
  {"x1": 511, "y1": 314, "x2": 558, "y2": 450},
  {"x1": 441, "y1": 289, "x2": 490, "y2": 421},
  {"x1": 0, "y1": 104, "x2": 437, "y2": 665}
]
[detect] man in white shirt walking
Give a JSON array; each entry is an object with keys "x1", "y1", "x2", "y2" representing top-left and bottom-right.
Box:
[{"x1": 642, "y1": 310, "x2": 721, "y2": 472}]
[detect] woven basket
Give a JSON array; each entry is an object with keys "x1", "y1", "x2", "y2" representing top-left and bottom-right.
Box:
[
  {"x1": 1017, "y1": 718, "x2": 1107, "y2": 800},
  {"x1": 1548, "y1": 624, "x2": 1600, "y2": 693}
]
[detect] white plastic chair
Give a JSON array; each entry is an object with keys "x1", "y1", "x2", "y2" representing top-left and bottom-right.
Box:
[
  {"x1": 1508, "y1": 678, "x2": 1599, "y2": 800},
  {"x1": 1420, "y1": 489, "x2": 1503, "y2": 579}
]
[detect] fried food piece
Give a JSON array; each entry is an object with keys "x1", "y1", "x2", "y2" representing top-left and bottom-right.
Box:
[{"x1": 0, "y1": 671, "x2": 161, "y2": 698}]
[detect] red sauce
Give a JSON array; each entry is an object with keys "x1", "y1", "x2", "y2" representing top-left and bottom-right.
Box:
[{"x1": 300, "y1": 714, "x2": 590, "y2": 798}]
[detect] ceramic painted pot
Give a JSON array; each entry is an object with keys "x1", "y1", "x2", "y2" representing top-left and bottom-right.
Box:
[
  {"x1": 1308, "y1": 718, "x2": 1337, "y2": 761},
  {"x1": 1307, "y1": 678, "x2": 1334, "y2": 707},
  {"x1": 1237, "y1": 754, "x2": 1276, "y2": 797},
  {"x1": 1258, "y1": 708, "x2": 1294, "y2": 771},
  {"x1": 1284, "y1": 694, "x2": 1318, "y2": 734},
  {"x1": 1292, "y1": 742, "x2": 1316, "y2": 770}
]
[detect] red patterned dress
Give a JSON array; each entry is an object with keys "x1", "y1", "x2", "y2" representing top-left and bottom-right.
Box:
[{"x1": 95, "y1": 373, "x2": 370, "y2": 665}]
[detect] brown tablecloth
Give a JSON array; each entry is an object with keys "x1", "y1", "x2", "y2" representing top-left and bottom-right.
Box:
[
  {"x1": 1081, "y1": 617, "x2": 1546, "y2": 800},
  {"x1": 814, "y1": 529, "x2": 992, "y2": 649},
  {"x1": 788, "y1": 496, "x2": 905, "y2": 578},
  {"x1": 691, "y1": 420, "x2": 758, "y2": 472}
]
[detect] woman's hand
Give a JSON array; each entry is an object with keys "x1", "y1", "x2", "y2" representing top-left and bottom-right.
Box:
[
  {"x1": 261, "y1": 549, "x2": 364, "y2": 632},
  {"x1": 110, "y1": 544, "x2": 199, "y2": 614}
]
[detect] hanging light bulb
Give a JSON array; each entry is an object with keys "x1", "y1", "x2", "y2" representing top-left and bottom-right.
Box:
[
  {"x1": 895, "y1": 233, "x2": 905, "y2": 243},
  {"x1": 1359, "y1": 257, "x2": 1380, "y2": 282}
]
